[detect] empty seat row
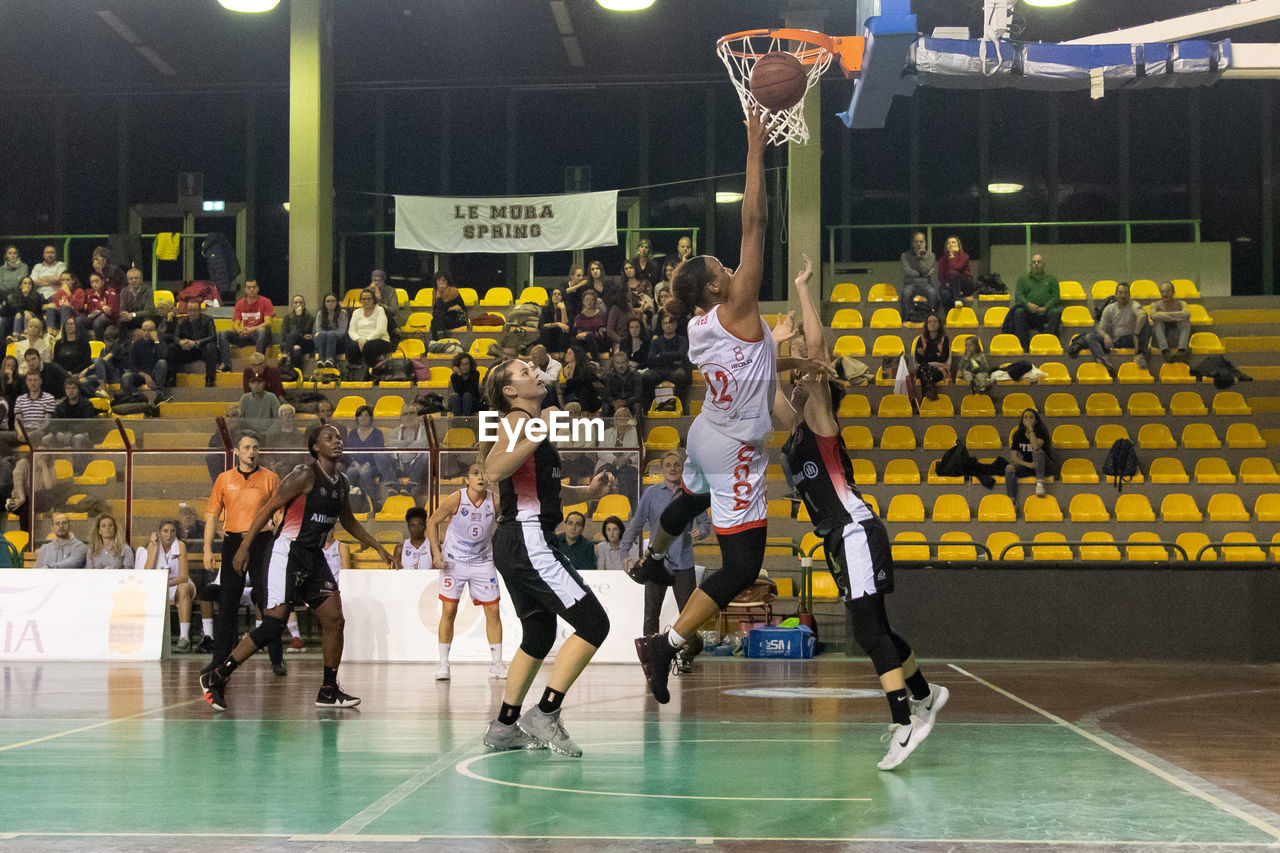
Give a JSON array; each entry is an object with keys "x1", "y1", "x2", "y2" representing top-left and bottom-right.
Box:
[
  {"x1": 835, "y1": 421, "x2": 1265, "y2": 452},
  {"x1": 829, "y1": 390, "x2": 1248, "y2": 419},
  {"x1": 834, "y1": 303, "x2": 1213, "y2": 332},
  {"x1": 876, "y1": 529, "x2": 1262, "y2": 563},
  {"x1": 829, "y1": 331, "x2": 1226, "y2": 359},
  {"x1": 870, "y1": 491, "x2": 1280, "y2": 524},
  {"x1": 830, "y1": 278, "x2": 1202, "y2": 305}
]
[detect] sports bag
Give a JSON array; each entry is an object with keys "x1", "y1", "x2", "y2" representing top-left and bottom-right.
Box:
[{"x1": 1101, "y1": 438, "x2": 1139, "y2": 491}]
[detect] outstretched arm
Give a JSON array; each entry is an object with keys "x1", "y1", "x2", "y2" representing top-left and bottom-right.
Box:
[
  {"x1": 721, "y1": 110, "x2": 774, "y2": 329},
  {"x1": 793, "y1": 254, "x2": 827, "y2": 365}
]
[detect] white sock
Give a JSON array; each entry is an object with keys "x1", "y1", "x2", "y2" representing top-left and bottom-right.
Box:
[
  {"x1": 666, "y1": 627, "x2": 685, "y2": 649},
  {"x1": 179, "y1": 623, "x2": 190, "y2": 640},
  {"x1": 202, "y1": 618, "x2": 213, "y2": 636},
  {"x1": 439, "y1": 642, "x2": 451, "y2": 663},
  {"x1": 287, "y1": 617, "x2": 300, "y2": 639},
  {"x1": 489, "y1": 643, "x2": 502, "y2": 663}
]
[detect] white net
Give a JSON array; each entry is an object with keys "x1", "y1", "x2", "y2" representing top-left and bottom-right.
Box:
[{"x1": 716, "y1": 31, "x2": 834, "y2": 146}]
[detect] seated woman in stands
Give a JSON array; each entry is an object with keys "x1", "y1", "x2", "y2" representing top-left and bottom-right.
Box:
[
  {"x1": 47, "y1": 272, "x2": 83, "y2": 334},
  {"x1": 571, "y1": 288, "x2": 610, "y2": 358},
  {"x1": 1005, "y1": 408, "x2": 1057, "y2": 501},
  {"x1": 912, "y1": 314, "x2": 951, "y2": 400},
  {"x1": 936, "y1": 236, "x2": 973, "y2": 308},
  {"x1": 430, "y1": 271, "x2": 468, "y2": 339}
]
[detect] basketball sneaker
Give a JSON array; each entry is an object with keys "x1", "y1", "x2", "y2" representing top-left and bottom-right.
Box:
[
  {"x1": 877, "y1": 715, "x2": 929, "y2": 771},
  {"x1": 315, "y1": 684, "x2": 360, "y2": 708},
  {"x1": 625, "y1": 549, "x2": 671, "y2": 587},
  {"x1": 272, "y1": 660, "x2": 288, "y2": 677},
  {"x1": 518, "y1": 706, "x2": 582, "y2": 757},
  {"x1": 488, "y1": 661, "x2": 508, "y2": 679},
  {"x1": 910, "y1": 685, "x2": 950, "y2": 736},
  {"x1": 634, "y1": 633, "x2": 678, "y2": 703},
  {"x1": 676, "y1": 633, "x2": 704, "y2": 675},
  {"x1": 435, "y1": 662, "x2": 451, "y2": 681},
  {"x1": 198, "y1": 635, "x2": 214, "y2": 654},
  {"x1": 199, "y1": 668, "x2": 227, "y2": 712},
  {"x1": 288, "y1": 637, "x2": 303, "y2": 653},
  {"x1": 483, "y1": 718, "x2": 542, "y2": 751},
  {"x1": 175, "y1": 637, "x2": 191, "y2": 653}
]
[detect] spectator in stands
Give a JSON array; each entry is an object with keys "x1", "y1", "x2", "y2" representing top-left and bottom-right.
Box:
[
  {"x1": 50, "y1": 377, "x2": 98, "y2": 448},
  {"x1": 554, "y1": 510, "x2": 596, "y2": 573},
  {"x1": 572, "y1": 287, "x2": 610, "y2": 357},
  {"x1": 53, "y1": 317, "x2": 95, "y2": 387},
  {"x1": 121, "y1": 319, "x2": 169, "y2": 405},
  {"x1": 623, "y1": 317, "x2": 650, "y2": 366},
  {"x1": 80, "y1": 271, "x2": 119, "y2": 340},
  {"x1": 136, "y1": 519, "x2": 195, "y2": 651},
  {"x1": 1072, "y1": 281, "x2": 1150, "y2": 375},
  {"x1": 28, "y1": 245, "x2": 63, "y2": 299},
  {"x1": 1005, "y1": 408, "x2": 1056, "y2": 502},
  {"x1": 937, "y1": 236, "x2": 973, "y2": 307},
  {"x1": 19, "y1": 319, "x2": 53, "y2": 372},
  {"x1": 280, "y1": 294, "x2": 315, "y2": 377},
  {"x1": 171, "y1": 299, "x2": 219, "y2": 388},
  {"x1": 312, "y1": 292, "x2": 347, "y2": 370},
  {"x1": 87, "y1": 514, "x2": 134, "y2": 570},
  {"x1": 265, "y1": 404, "x2": 305, "y2": 457},
  {"x1": 1, "y1": 246, "x2": 28, "y2": 297},
  {"x1": 602, "y1": 347, "x2": 643, "y2": 418},
  {"x1": 529, "y1": 343, "x2": 562, "y2": 386},
  {"x1": 654, "y1": 257, "x2": 678, "y2": 306},
  {"x1": 448, "y1": 352, "x2": 480, "y2": 416},
  {"x1": 569, "y1": 260, "x2": 607, "y2": 319},
  {"x1": 621, "y1": 259, "x2": 654, "y2": 319},
  {"x1": 93, "y1": 325, "x2": 127, "y2": 388},
  {"x1": 242, "y1": 351, "x2": 286, "y2": 399},
  {"x1": 314, "y1": 396, "x2": 347, "y2": 443},
  {"x1": 912, "y1": 314, "x2": 951, "y2": 400},
  {"x1": 15, "y1": 372, "x2": 57, "y2": 432},
  {"x1": 603, "y1": 280, "x2": 632, "y2": 347},
  {"x1": 388, "y1": 407, "x2": 428, "y2": 497},
  {"x1": 958, "y1": 336, "x2": 994, "y2": 393},
  {"x1": 237, "y1": 374, "x2": 280, "y2": 422},
  {"x1": 595, "y1": 515, "x2": 637, "y2": 572},
  {"x1": 0, "y1": 355, "x2": 20, "y2": 428},
  {"x1": 345, "y1": 405, "x2": 394, "y2": 511},
  {"x1": 117, "y1": 267, "x2": 154, "y2": 333},
  {"x1": 539, "y1": 287, "x2": 571, "y2": 356},
  {"x1": 36, "y1": 512, "x2": 86, "y2": 568},
  {"x1": 635, "y1": 238, "x2": 661, "y2": 286},
  {"x1": 595, "y1": 404, "x2": 639, "y2": 500},
  {"x1": 5, "y1": 276, "x2": 43, "y2": 341},
  {"x1": 430, "y1": 271, "x2": 468, "y2": 338},
  {"x1": 176, "y1": 503, "x2": 205, "y2": 553},
  {"x1": 368, "y1": 270, "x2": 399, "y2": 313},
  {"x1": 218, "y1": 279, "x2": 274, "y2": 371},
  {"x1": 899, "y1": 230, "x2": 939, "y2": 321},
  {"x1": 561, "y1": 344, "x2": 602, "y2": 413},
  {"x1": 47, "y1": 272, "x2": 81, "y2": 333},
  {"x1": 675, "y1": 235, "x2": 693, "y2": 265},
  {"x1": 24, "y1": 349, "x2": 68, "y2": 398},
  {"x1": 89, "y1": 246, "x2": 124, "y2": 292},
  {"x1": 1010, "y1": 254, "x2": 1062, "y2": 352},
  {"x1": 644, "y1": 311, "x2": 691, "y2": 404},
  {"x1": 346, "y1": 288, "x2": 394, "y2": 380},
  {"x1": 1149, "y1": 280, "x2": 1192, "y2": 363}
]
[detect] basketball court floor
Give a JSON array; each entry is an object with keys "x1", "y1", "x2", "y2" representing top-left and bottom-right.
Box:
[{"x1": 2, "y1": 657, "x2": 1277, "y2": 851}]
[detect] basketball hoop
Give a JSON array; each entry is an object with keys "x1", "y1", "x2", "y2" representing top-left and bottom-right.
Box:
[{"x1": 716, "y1": 28, "x2": 864, "y2": 146}]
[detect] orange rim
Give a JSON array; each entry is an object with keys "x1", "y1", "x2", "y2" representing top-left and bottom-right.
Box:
[{"x1": 717, "y1": 27, "x2": 864, "y2": 74}]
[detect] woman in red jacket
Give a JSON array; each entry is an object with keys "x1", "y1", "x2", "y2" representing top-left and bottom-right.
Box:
[
  {"x1": 79, "y1": 272, "x2": 120, "y2": 340},
  {"x1": 937, "y1": 236, "x2": 973, "y2": 308}
]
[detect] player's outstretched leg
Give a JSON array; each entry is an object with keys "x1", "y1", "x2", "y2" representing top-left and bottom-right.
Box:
[{"x1": 313, "y1": 593, "x2": 359, "y2": 708}]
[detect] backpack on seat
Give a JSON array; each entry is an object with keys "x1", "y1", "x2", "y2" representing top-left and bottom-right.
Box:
[{"x1": 1101, "y1": 438, "x2": 1139, "y2": 490}]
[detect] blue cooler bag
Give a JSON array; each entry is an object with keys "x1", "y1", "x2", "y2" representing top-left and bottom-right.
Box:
[{"x1": 745, "y1": 625, "x2": 816, "y2": 659}]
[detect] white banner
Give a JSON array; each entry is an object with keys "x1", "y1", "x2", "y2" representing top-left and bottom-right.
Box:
[
  {"x1": 0, "y1": 570, "x2": 169, "y2": 661},
  {"x1": 394, "y1": 191, "x2": 618, "y2": 254}
]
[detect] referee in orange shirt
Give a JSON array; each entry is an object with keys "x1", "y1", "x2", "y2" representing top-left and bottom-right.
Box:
[{"x1": 204, "y1": 430, "x2": 286, "y2": 673}]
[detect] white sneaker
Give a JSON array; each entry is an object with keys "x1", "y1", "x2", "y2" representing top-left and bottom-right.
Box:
[
  {"x1": 1035, "y1": 481, "x2": 1046, "y2": 497},
  {"x1": 518, "y1": 706, "x2": 582, "y2": 757},
  {"x1": 909, "y1": 685, "x2": 950, "y2": 737},
  {"x1": 488, "y1": 661, "x2": 508, "y2": 679},
  {"x1": 877, "y1": 715, "x2": 930, "y2": 771},
  {"x1": 435, "y1": 662, "x2": 451, "y2": 681}
]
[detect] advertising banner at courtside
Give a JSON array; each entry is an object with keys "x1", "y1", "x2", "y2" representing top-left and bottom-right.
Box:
[{"x1": 394, "y1": 191, "x2": 618, "y2": 254}]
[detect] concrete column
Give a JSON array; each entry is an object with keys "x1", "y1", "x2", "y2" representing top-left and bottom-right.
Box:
[
  {"x1": 244, "y1": 91, "x2": 258, "y2": 280},
  {"x1": 784, "y1": 8, "x2": 827, "y2": 302},
  {"x1": 289, "y1": 0, "x2": 333, "y2": 308}
]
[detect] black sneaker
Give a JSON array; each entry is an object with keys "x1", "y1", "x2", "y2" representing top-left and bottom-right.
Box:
[
  {"x1": 676, "y1": 633, "x2": 705, "y2": 675},
  {"x1": 198, "y1": 635, "x2": 214, "y2": 654},
  {"x1": 634, "y1": 634, "x2": 678, "y2": 704},
  {"x1": 625, "y1": 550, "x2": 672, "y2": 587},
  {"x1": 315, "y1": 684, "x2": 361, "y2": 708},
  {"x1": 199, "y1": 668, "x2": 227, "y2": 712},
  {"x1": 272, "y1": 660, "x2": 288, "y2": 677}
]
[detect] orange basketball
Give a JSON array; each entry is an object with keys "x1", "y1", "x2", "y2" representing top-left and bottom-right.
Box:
[{"x1": 748, "y1": 52, "x2": 807, "y2": 111}]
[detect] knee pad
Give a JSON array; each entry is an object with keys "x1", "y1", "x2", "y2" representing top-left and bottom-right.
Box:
[
  {"x1": 519, "y1": 612, "x2": 557, "y2": 660},
  {"x1": 700, "y1": 526, "x2": 767, "y2": 609},
  {"x1": 659, "y1": 491, "x2": 711, "y2": 538},
  {"x1": 249, "y1": 614, "x2": 285, "y2": 651},
  {"x1": 846, "y1": 595, "x2": 905, "y2": 676},
  {"x1": 564, "y1": 594, "x2": 610, "y2": 648}
]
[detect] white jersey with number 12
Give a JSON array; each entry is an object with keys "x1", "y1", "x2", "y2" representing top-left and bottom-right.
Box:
[{"x1": 687, "y1": 304, "x2": 777, "y2": 443}]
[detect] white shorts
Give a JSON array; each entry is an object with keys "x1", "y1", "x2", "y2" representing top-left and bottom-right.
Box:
[
  {"x1": 682, "y1": 415, "x2": 769, "y2": 535},
  {"x1": 440, "y1": 555, "x2": 501, "y2": 606}
]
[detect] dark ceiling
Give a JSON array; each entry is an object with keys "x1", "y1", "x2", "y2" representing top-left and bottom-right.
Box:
[{"x1": 1, "y1": 0, "x2": 1274, "y2": 95}]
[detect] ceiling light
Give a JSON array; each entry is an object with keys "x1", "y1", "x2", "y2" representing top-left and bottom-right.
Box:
[
  {"x1": 596, "y1": 0, "x2": 655, "y2": 11},
  {"x1": 218, "y1": 0, "x2": 281, "y2": 12},
  {"x1": 1022, "y1": 0, "x2": 1077, "y2": 7},
  {"x1": 987, "y1": 182, "x2": 1024, "y2": 194},
  {"x1": 715, "y1": 191, "x2": 743, "y2": 204},
  {"x1": 282, "y1": 202, "x2": 290, "y2": 212}
]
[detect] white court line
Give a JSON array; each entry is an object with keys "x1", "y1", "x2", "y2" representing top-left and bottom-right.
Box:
[
  {"x1": 949, "y1": 663, "x2": 1280, "y2": 843},
  {"x1": 328, "y1": 743, "x2": 477, "y2": 835},
  {"x1": 0, "y1": 698, "x2": 204, "y2": 753}
]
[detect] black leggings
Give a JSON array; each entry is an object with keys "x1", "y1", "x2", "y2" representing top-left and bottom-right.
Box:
[
  {"x1": 658, "y1": 490, "x2": 768, "y2": 609},
  {"x1": 518, "y1": 592, "x2": 610, "y2": 659},
  {"x1": 846, "y1": 592, "x2": 913, "y2": 676},
  {"x1": 213, "y1": 531, "x2": 281, "y2": 666}
]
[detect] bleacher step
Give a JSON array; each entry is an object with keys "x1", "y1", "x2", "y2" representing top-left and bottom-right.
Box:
[{"x1": 1222, "y1": 336, "x2": 1280, "y2": 353}]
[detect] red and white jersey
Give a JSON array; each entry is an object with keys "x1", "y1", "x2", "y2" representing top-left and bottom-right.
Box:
[
  {"x1": 687, "y1": 304, "x2": 777, "y2": 442},
  {"x1": 444, "y1": 490, "x2": 496, "y2": 563},
  {"x1": 399, "y1": 538, "x2": 433, "y2": 571}
]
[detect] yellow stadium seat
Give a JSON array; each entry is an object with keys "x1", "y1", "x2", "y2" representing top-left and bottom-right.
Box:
[
  {"x1": 1211, "y1": 391, "x2": 1251, "y2": 416},
  {"x1": 5, "y1": 530, "x2": 29, "y2": 555},
  {"x1": 592, "y1": 494, "x2": 632, "y2": 521},
  {"x1": 1240, "y1": 458, "x2": 1280, "y2": 484},
  {"x1": 1226, "y1": 422, "x2": 1266, "y2": 449},
  {"x1": 98, "y1": 428, "x2": 134, "y2": 449},
  {"x1": 402, "y1": 312, "x2": 432, "y2": 334},
  {"x1": 927, "y1": 460, "x2": 964, "y2": 485},
  {"x1": 1075, "y1": 362, "x2": 1113, "y2": 385},
  {"x1": 850, "y1": 458, "x2": 876, "y2": 485},
  {"x1": 1044, "y1": 393, "x2": 1081, "y2": 417},
  {"x1": 1060, "y1": 305, "x2": 1094, "y2": 327},
  {"x1": 333, "y1": 394, "x2": 367, "y2": 418},
  {"x1": 644, "y1": 426, "x2": 680, "y2": 452},
  {"x1": 442, "y1": 427, "x2": 476, "y2": 448},
  {"x1": 1126, "y1": 532, "x2": 1168, "y2": 561},
  {"x1": 480, "y1": 286, "x2": 513, "y2": 307},
  {"x1": 372, "y1": 395, "x2": 404, "y2": 418},
  {"x1": 1207, "y1": 493, "x2": 1249, "y2": 522},
  {"x1": 923, "y1": 424, "x2": 958, "y2": 450},
  {"x1": 53, "y1": 459, "x2": 73, "y2": 480},
  {"x1": 1171, "y1": 278, "x2": 1201, "y2": 298},
  {"x1": 1023, "y1": 494, "x2": 1063, "y2": 522},
  {"x1": 986, "y1": 531, "x2": 1023, "y2": 561},
  {"x1": 1116, "y1": 362, "x2": 1154, "y2": 383},
  {"x1": 89, "y1": 339, "x2": 105, "y2": 359},
  {"x1": 832, "y1": 308, "x2": 865, "y2": 329},
  {"x1": 410, "y1": 288, "x2": 434, "y2": 307},
  {"x1": 1091, "y1": 280, "x2": 1118, "y2": 300},
  {"x1": 872, "y1": 336, "x2": 905, "y2": 358},
  {"x1": 1059, "y1": 458, "x2": 1098, "y2": 484},
  {"x1": 1036, "y1": 361, "x2": 1069, "y2": 384},
  {"x1": 1189, "y1": 332, "x2": 1225, "y2": 355},
  {"x1": 883, "y1": 459, "x2": 921, "y2": 485},
  {"x1": 376, "y1": 494, "x2": 418, "y2": 521},
  {"x1": 946, "y1": 307, "x2": 978, "y2": 328},
  {"x1": 867, "y1": 283, "x2": 897, "y2": 303},
  {"x1": 1069, "y1": 493, "x2": 1109, "y2": 522},
  {"x1": 918, "y1": 395, "x2": 954, "y2": 417},
  {"x1": 457, "y1": 287, "x2": 478, "y2": 306},
  {"x1": 1186, "y1": 303, "x2": 1213, "y2": 326},
  {"x1": 424, "y1": 366, "x2": 453, "y2": 388},
  {"x1": 989, "y1": 334, "x2": 1023, "y2": 356},
  {"x1": 983, "y1": 306, "x2": 1008, "y2": 328},
  {"x1": 1148, "y1": 458, "x2": 1189, "y2": 485},
  {"x1": 1178, "y1": 423, "x2": 1220, "y2": 449},
  {"x1": 765, "y1": 464, "x2": 786, "y2": 483},
  {"x1": 1160, "y1": 493, "x2": 1202, "y2": 522},
  {"x1": 831, "y1": 282, "x2": 861, "y2": 303},
  {"x1": 874, "y1": 364, "x2": 896, "y2": 387},
  {"x1": 932, "y1": 493, "x2": 971, "y2": 522},
  {"x1": 1115, "y1": 494, "x2": 1155, "y2": 522},
  {"x1": 394, "y1": 338, "x2": 425, "y2": 359},
  {"x1": 1168, "y1": 391, "x2": 1207, "y2": 416},
  {"x1": 842, "y1": 425, "x2": 873, "y2": 450},
  {"x1": 153, "y1": 289, "x2": 175, "y2": 311},
  {"x1": 938, "y1": 532, "x2": 978, "y2": 561},
  {"x1": 1085, "y1": 393, "x2": 1121, "y2": 417},
  {"x1": 1176, "y1": 532, "x2": 1214, "y2": 562},
  {"x1": 960, "y1": 395, "x2": 996, "y2": 418},
  {"x1": 978, "y1": 494, "x2": 1016, "y2": 522},
  {"x1": 1194, "y1": 457, "x2": 1235, "y2": 484},
  {"x1": 1052, "y1": 424, "x2": 1089, "y2": 449},
  {"x1": 1129, "y1": 279, "x2": 1160, "y2": 299},
  {"x1": 647, "y1": 393, "x2": 682, "y2": 419},
  {"x1": 75, "y1": 459, "x2": 116, "y2": 486},
  {"x1": 1029, "y1": 334, "x2": 1063, "y2": 356},
  {"x1": 1137, "y1": 423, "x2": 1176, "y2": 449},
  {"x1": 766, "y1": 500, "x2": 793, "y2": 519},
  {"x1": 892, "y1": 532, "x2": 931, "y2": 561},
  {"x1": 1158, "y1": 362, "x2": 1195, "y2": 384},
  {"x1": 1058, "y1": 280, "x2": 1086, "y2": 301},
  {"x1": 1001, "y1": 392, "x2": 1036, "y2": 418},
  {"x1": 878, "y1": 394, "x2": 913, "y2": 418},
  {"x1": 1080, "y1": 532, "x2": 1121, "y2": 561},
  {"x1": 518, "y1": 286, "x2": 549, "y2": 306},
  {"x1": 795, "y1": 505, "x2": 810, "y2": 524},
  {"x1": 1222, "y1": 532, "x2": 1265, "y2": 562},
  {"x1": 1255, "y1": 494, "x2": 1280, "y2": 522},
  {"x1": 886, "y1": 494, "x2": 925, "y2": 523},
  {"x1": 838, "y1": 395, "x2": 872, "y2": 418},
  {"x1": 802, "y1": 533, "x2": 826, "y2": 561},
  {"x1": 833, "y1": 335, "x2": 866, "y2": 357},
  {"x1": 965, "y1": 424, "x2": 1003, "y2": 450},
  {"x1": 868, "y1": 308, "x2": 900, "y2": 329},
  {"x1": 466, "y1": 338, "x2": 497, "y2": 359},
  {"x1": 1094, "y1": 424, "x2": 1130, "y2": 447},
  {"x1": 1031, "y1": 532, "x2": 1072, "y2": 561},
  {"x1": 811, "y1": 571, "x2": 839, "y2": 598},
  {"x1": 863, "y1": 494, "x2": 879, "y2": 516},
  {"x1": 879, "y1": 425, "x2": 916, "y2": 450}
]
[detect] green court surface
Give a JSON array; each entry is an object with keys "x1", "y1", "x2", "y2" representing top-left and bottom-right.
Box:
[{"x1": 2, "y1": 659, "x2": 1278, "y2": 851}]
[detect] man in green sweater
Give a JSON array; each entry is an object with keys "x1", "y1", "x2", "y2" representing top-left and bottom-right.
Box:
[{"x1": 1010, "y1": 254, "x2": 1062, "y2": 351}]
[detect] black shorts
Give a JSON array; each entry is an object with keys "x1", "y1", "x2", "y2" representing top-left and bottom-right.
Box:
[
  {"x1": 823, "y1": 516, "x2": 894, "y2": 601},
  {"x1": 265, "y1": 537, "x2": 338, "y2": 611},
  {"x1": 493, "y1": 522, "x2": 590, "y2": 620}
]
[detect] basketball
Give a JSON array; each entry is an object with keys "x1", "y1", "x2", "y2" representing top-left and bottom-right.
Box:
[{"x1": 749, "y1": 52, "x2": 807, "y2": 111}]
